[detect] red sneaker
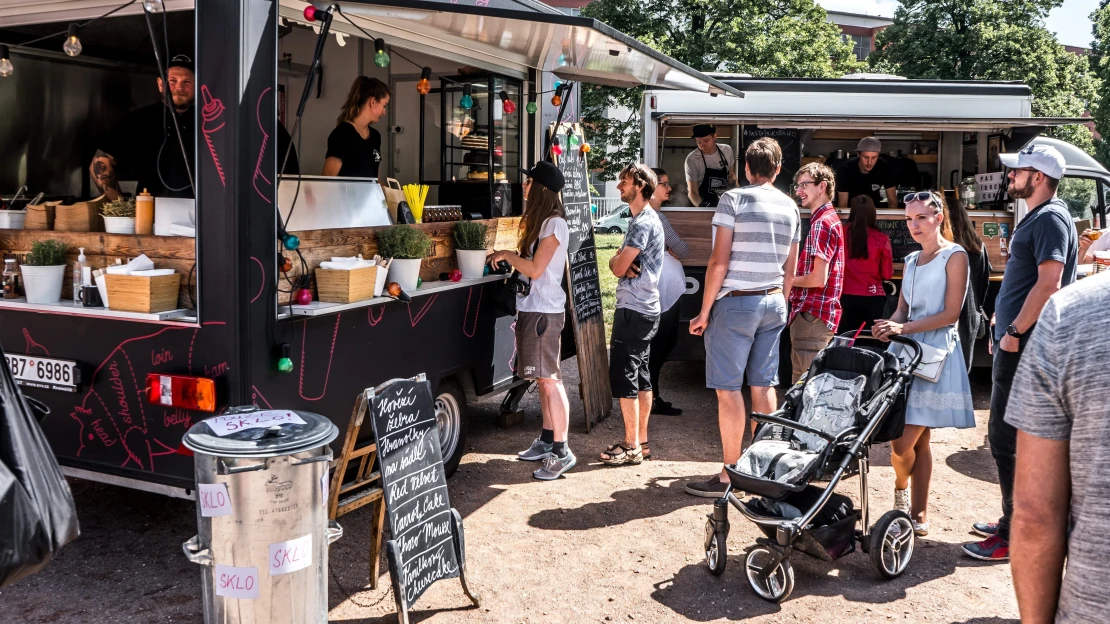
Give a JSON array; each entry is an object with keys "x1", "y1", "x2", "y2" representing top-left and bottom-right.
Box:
[{"x1": 962, "y1": 535, "x2": 1009, "y2": 561}]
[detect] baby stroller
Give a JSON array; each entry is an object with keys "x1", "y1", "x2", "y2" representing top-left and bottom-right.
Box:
[{"x1": 703, "y1": 333, "x2": 922, "y2": 602}]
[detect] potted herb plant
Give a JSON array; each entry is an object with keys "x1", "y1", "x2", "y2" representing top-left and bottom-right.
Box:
[
  {"x1": 100, "y1": 198, "x2": 136, "y2": 234},
  {"x1": 21, "y1": 239, "x2": 68, "y2": 304},
  {"x1": 453, "y1": 221, "x2": 489, "y2": 279},
  {"x1": 376, "y1": 225, "x2": 432, "y2": 291}
]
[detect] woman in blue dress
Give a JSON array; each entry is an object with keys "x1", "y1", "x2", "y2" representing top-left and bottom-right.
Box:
[{"x1": 873, "y1": 191, "x2": 974, "y2": 537}]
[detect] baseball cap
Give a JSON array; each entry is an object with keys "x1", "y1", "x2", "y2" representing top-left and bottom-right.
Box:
[
  {"x1": 692, "y1": 124, "x2": 716, "y2": 139},
  {"x1": 857, "y1": 136, "x2": 882, "y2": 153},
  {"x1": 999, "y1": 143, "x2": 1065, "y2": 180},
  {"x1": 524, "y1": 160, "x2": 565, "y2": 193},
  {"x1": 167, "y1": 54, "x2": 194, "y2": 73}
]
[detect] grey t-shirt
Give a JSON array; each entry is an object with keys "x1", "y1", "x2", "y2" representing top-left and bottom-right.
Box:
[
  {"x1": 994, "y1": 198, "x2": 1077, "y2": 340},
  {"x1": 1004, "y1": 273, "x2": 1110, "y2": 624},
  {"x1": 684, "y1": 144, "x2": 735, "y2": 186},
  {"x1": 615, "y1": 206, "x2": 665, "y2": 315}
]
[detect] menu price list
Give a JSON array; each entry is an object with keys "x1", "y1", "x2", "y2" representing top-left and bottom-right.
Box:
[
  {"x1": 369, "y1": 379, "x2": 460, "y2": 607},
  {"x1": 555, "y1": 129, "x2": 604, "y2": 323}
]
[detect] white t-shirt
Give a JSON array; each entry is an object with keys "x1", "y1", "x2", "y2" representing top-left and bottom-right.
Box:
[
  {"x1": 517, "y1": 217, "x2": 569, "y2": 314},
  {"x1": 1088, "y1": 231, "x2": 1110, "y2": 259},
  {"x1": 658, "y1": 253, "x2": 686, "y2": 312},
  {"x1": 684, "y1": 143, "x2": 735, "y2": 185}
]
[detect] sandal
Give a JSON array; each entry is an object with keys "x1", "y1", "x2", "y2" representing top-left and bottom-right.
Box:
[
  {"x1": 599, "y1": 442, "x2": 643, "y2": 466},
  {"x1": 641, "y1": 441, "x2": 652, "y2": 461}
]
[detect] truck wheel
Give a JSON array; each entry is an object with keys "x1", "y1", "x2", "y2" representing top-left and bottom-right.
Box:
[{"x1": 434, "y1": 379, "x2": 468, "y2": 477}]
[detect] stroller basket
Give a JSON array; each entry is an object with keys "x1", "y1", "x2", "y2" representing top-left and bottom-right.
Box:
[{"x1": 743, "y1": 487, "x2": 858, "y2": 561}]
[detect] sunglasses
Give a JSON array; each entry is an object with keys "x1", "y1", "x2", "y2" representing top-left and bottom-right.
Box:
[{"x1": 903, "y1": 191, "x2": 941, "y2": 205}]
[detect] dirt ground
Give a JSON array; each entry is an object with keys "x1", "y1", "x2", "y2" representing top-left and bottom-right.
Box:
[{"x1": 2, "y1": 358, "x2": 1019, "y2": 624}]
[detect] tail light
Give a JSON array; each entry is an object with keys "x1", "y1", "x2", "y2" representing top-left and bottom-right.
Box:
[{"x1": 146, "y1": 373, "x2": 217, "y2": 413}]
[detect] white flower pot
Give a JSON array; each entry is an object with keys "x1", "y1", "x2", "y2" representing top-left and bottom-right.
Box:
[
  {"x1": 456, "y1": 249, "x2": 487, "y2": 280},
  {"x1": 21, "y1": 265, "x2": 66, "y2": 304},
  {"x1": 103, "y1": 216, "x2": 136, "y2": 234},
  {"x1": 387, "y1": 258, "x2": 422, "y2": 292}
]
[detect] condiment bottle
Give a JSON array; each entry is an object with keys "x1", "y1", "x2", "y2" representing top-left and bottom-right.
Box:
[
  {"x1": 73, "y1": 247, "x2": 86, "y2": 304},
  {"x1": 136, "y1": 188, "x2": 155, "y2": 235},
  {"x1": 3, "y1": 258, "x2": 18, "y2": 300}
]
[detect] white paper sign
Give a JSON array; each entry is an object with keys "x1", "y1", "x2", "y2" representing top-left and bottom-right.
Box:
[
  {"x1": 215, "y1": 564, "x2": 259, "y2": 599},
  {"x1": 198, "y1": 483, "x2": 232, "y2": 517},
  {"x1": 204, "y1": 410, "x2": 306, "y2": 437},
  {"x1": 269, "y1": 533, "x2": 313, "y2": 576}
]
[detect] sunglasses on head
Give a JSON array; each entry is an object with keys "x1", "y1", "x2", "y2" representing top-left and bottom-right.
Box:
[{"x1": 903, "y1": 191, "x2": 940, "y2": 205}]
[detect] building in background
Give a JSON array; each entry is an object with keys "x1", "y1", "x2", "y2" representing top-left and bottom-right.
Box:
[{"x1": 825, "y1": 10, "x2": 893, "y2": 61}]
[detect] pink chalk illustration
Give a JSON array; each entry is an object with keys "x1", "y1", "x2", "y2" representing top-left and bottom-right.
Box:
[{"x1": 201, "y1": 85, "x2": 227, "y2": 186}]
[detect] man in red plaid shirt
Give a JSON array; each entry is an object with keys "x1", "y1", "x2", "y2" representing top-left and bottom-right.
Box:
[{"x1": 788, "y1": 162, "x2": 845, "y2": 383}]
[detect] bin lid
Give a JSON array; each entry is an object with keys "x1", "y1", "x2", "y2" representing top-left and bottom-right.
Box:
[{"x1": 182, "y1": 407, "x2": 339, "y2": 457}]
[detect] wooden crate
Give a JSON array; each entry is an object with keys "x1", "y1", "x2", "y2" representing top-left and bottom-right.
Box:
[
  {"x1": 105, "y1": 273, "x2": 182, "y2": 313},
  {"x1": 25, "y1": 203, "x2": 56, "y2": 230},
  {"x1": 55, "y1": 200, "x2": 103, "y2": 232},
  {"x1": 314, "y1": 266, "x2": 383, "y2": 303}
]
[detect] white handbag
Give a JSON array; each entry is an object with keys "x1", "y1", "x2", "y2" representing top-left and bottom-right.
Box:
[{"x1": 897, "y1": 253, "x2": 949, "y2": 383}]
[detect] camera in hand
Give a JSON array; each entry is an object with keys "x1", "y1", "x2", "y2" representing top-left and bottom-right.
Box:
[
  {"x1": 494, "y1": 260, "x2": 513, "y2": 274},
  {"x1": 495, "y1": 261, "x2": 530, "y2": 296}
]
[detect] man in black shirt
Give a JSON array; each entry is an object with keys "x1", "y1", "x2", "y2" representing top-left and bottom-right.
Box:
[{"x1": 836, "y1": 136, "x2": 898, "y2": 208}]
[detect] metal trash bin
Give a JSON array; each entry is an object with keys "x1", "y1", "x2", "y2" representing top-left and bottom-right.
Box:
[{"x1": 181, "y1": 407, "x2": 341, "y2": 624}]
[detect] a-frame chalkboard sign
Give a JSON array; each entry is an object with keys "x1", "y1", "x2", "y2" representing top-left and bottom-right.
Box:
[
  {"x1": 548, "y1": 123, "x2": 612, "y2": 431},
  {"x1": 365, "y1": 375, "x2": 480, "y2": 624}
]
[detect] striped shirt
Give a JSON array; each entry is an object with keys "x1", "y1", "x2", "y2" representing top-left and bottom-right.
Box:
[{"x1": 712, "y1": 185, "x2": 801, "y2": 298}]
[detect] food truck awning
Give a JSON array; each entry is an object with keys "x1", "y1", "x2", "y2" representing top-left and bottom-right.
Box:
[
  {"x1": 295, "y1": 0, "x2": 742, "y2": 96},
  {"x1": 654, "y1": 113, "x2": 1089, "y2": 133}
]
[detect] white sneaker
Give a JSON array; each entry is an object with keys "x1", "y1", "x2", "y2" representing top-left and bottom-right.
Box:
[
  {"x1": 913, "y1": 520, "x2": 929, "y2": 537},
  {"x1": 894, "y1": 488, "x2": 911, "y2": 514}
]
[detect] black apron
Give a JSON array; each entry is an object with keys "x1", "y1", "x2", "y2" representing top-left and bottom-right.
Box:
[{"x1": 698, "y1": 147, "x2": 730, "y2": 207}]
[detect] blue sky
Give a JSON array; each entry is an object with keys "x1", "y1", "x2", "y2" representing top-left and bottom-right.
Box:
[{"x1": 818, "y1": 0, "x2": 1099, "y2": 48}]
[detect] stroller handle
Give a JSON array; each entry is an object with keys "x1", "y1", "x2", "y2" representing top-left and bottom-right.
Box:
[{"x1": 834, "y1": 329, "x2": 923, "y2": 374}]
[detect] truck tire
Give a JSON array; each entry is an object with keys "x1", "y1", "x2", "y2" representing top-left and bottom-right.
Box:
[{"x1": 434, "y1": 378, "x2": 468, "y2": 477}]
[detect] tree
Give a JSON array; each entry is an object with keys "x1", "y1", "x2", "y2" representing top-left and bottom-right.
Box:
[
  {"x1": 579, "y1": 0, "x2": 862, "y2": 180},
  {"x1": 1089, "y1": 0, "x2": 1110, "y2": 165},
  {"x1": 869, "y1": 0, "x2": 1099, "y2": 155}
]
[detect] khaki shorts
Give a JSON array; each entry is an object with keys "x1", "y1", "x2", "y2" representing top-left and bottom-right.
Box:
[
  {"x1": 790, "y1": 311, "x2": 834, "y2": 384},
  {"x1": 516, "y1": 312, "x2": 564, "y2": 379}
]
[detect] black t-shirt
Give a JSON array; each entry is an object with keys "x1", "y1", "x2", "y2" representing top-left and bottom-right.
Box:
[
  {"x1": 325, "y1": 123, "x2": 381, "y2": 178},
  {"x1": 101, "y1": 102, "x2": 196, "y2": 198},
  {"x1": 276, "y1": 122, "x2": 300, "y2": 175},
  {"x1": 837, "y1": 157, "x2": 896, "y2": 206}
]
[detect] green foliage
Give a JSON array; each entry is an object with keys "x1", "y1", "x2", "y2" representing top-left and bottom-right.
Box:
[
  {"x1": 871, "y1": 0, "x2": 1098, "y2": 155},
  {"x1": 26, "y1": 239, "x2": 68, "y2": 266},
  {"x1": 453, "y1": 221, "x2": 489, "y2": 251},
  {"x1": 1058, "y1": 176, "x2": 1099, "y2": 219},
  {"x1": 1090, "y1": 1, "x2": 1110, "y2": 166},
  {"x1": 100, "y1": 198, "x2": 136, "y2": 218},
  {"x1": 579, "y1": 0, "x2": 862, "y2": 180},
  {"x1": 376, "y1": 225, "x2": 432, "y2": 260}
]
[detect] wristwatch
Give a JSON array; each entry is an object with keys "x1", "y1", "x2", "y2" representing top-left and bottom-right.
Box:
[{"x1": 1005, "y1": 324, "x2": 1023, "y2": 338}]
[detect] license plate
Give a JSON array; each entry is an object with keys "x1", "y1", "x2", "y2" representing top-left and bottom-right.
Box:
[{"x1": 6, "y1": 354, "x2": 80, "y2": 392}]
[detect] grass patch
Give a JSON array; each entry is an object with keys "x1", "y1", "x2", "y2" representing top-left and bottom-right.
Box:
[{"x1": 594, "y1": 233, "x2": 623, "y2": 343}]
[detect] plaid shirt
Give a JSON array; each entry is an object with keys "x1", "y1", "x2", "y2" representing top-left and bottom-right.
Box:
[{"x1": 789, "y1": 203, "x2": 844, "y2": 330}]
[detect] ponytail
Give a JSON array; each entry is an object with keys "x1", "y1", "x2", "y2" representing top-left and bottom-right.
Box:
[{"x1": 338, "y1": 76, "x2": 391, "y2": 126}]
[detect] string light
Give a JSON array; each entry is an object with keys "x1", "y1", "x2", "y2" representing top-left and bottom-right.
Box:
[
  {"x1": 499, "y1": 90, "x2": 516, "y2": 114},
  {"x1": 283, "y1": 233, "x2": 300, "y2": 251},
  {"x1": 63, "y1": 24, "x2": 82, "y2": 57},
  {"x1": 303, "y1": 5, "x2": 319, "y2": 21},
  {"x1": 416, "y1": 67, "x2": 431, "y2": 95},
  {"x1": 552, "y1": 136, "x2": 563, "y2": 156},
  {"x1": 568, "y1": 134, "x2": 580, "y2": 146},
  {"x1": 0, "y1": 46, "x2": 12, "y2": 78},
  {"x1": 581, "y1": 143, "x2": 591, "y2": 154},
  {"x1": 142, "y1": 0, "x2": 163, "y2": 13},
  {"x1": 277, "y1": 344, "x2": 294, "y2": 373},
  {"x1": 373, "y1": 38, "x2": 390, "y2": 68},
  {"x1": 526, "y1": 93, "x2": 537, "y2": 115},
  {"x1": 460, "y1": 83, "x2": 473, "y2": 110},
  {"x1": 551, "y1": 92, "x2": 562, "y2": 107}
]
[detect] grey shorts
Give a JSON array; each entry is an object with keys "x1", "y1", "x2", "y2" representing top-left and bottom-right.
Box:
[
  {"x1": 515, "y1": 312, "x2": 564, "y2": 379},
  {"x1": 704, "y1": 294, "x2": 787, "y2": 390}
]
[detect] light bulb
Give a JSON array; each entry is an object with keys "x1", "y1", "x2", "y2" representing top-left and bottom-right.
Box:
[
  {"x1": 142, "y1": 0, "x2": 163, "y2": 13},
  {"x1": 63, "y1": 25, "x2": 82, "y2": 57},
  {"x1": 374, "y1": 38, "x2": 390, "y2": 68},
  {"x1": 283, "y1": 234, "x2": 300, "y2": 250},
  {"x1": 553, "y1": 144, "x2": 563, "y2": 156},
  {"x1": 303, "y1": 5, "x2": 318, "y2": 21},
  {"x1": 416, "y1": 67, "x2": 431, "y2": 95},
  {"x1": 0, "y1": 46, "x2": 12, "y2": 78},
  {"x1": 568, "y1": 134, "x2": 580, "y2": 146},
  {"x1": 551, "y1": 94, "x2": 562, "y2": 107},
  {"x1": 556, "y1": 54, "x2": 568, "y2": 67},
  {"x1": 460, "y1": 84, "x2": 473, "y2": 110},
  {"x1": 526, "y1": 100, "x2": 538, "y2": 115},
  {"x1": 581, "y1": 143, "x2": 591, "y2": 154},
  {"x1": 499, "y1": 91, "x2": 515, "y2": 114},
  {"x1": 278, "y1": 344, "x2": 293, "y2": 373},
  {"x1": 554, "y1": 79, "x2": 563, "y2": 91}
]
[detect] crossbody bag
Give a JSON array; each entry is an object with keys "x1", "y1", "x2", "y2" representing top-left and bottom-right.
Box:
[{"x1": 896, "y1": 253, "x2": 949, "y2": 383}]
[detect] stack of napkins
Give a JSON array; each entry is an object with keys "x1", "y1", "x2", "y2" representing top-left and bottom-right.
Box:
[
  {"x1": 320, "y1": 255, "x2": 377, "y2": 271},
  {"x1": 105, "y1": 254, "x2": 156, "y2": 275}
]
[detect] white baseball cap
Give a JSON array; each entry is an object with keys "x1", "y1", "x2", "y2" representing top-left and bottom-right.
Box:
[{"x1": 999, "y1": 144, "x2": 1066, "y2": 180}]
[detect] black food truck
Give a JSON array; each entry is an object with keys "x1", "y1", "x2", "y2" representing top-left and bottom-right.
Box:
[{"x1": 0, "y1": 0, "x2": 738, "y2": 497}]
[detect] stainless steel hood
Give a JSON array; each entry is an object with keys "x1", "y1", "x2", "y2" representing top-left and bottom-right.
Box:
[{"x1": 293, "y1": 0, "x2": 741, "y2": 96}]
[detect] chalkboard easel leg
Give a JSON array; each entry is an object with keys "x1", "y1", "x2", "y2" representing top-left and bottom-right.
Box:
[
  {"x1": 385, "y1": 539, "x2": 410, "y2": 624},
  {"x1": 450, "y1": 508, "x2": 481, "y2": 607}
]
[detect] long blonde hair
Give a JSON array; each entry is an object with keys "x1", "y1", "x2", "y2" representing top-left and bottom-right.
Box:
[
  {"x1": 337, "y1": 76, "x2": 390, "y2": 126},
  {"x1": 518, "y1": 183, "x2": 565, "y2": 257}
]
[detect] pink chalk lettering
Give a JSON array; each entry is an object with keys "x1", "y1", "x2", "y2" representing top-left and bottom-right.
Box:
[{"x1": 151, "y1": 349, "x2": 173, "y2": 365}]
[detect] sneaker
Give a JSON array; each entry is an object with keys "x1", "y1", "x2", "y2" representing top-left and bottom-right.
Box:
[
  {"x1": 534, "y1": 451, "x2": 576, "y2": 480},
  {"x1": 517, "y1": 438, "x2": 553, "y2": 461},
  {"x1": 651, "y1": 399, "x2": 683, "y2": 416},
  {"x1": 912, "y1": 521, "x2": 929, "y2": 537},
  {"x1": 685, "y1": 477, "x2": 730, "y2": 498},
  {"x1": 971, "y1": 522, "x2": 999, "y2": 538},
  {"x1": 893, "y1": 488, "x2": 911, "y2": 514},
  {"x1": 962, "y1": 535, "x2": 1010, "y2": 561}
]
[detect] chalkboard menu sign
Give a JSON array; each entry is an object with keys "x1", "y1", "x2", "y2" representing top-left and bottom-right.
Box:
[
  {"x1": 368, "y1": 377, "x2": 478, "y2": 619},
  {"x1": 553, "y1": 127, "x2": 603, "y2": 322},
  {"x1": 743, "y1": 128, "x2": 801, "y2": 194},
  {"x1": 875, "y1": 219, "x2": 922, "y2": 263}
]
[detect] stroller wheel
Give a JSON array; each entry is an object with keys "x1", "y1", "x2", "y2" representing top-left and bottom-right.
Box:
[
  {"x1": 704, "y1": 519, "x2": 727, "y2": 576},
  {"x1": 744, "y1": 547, "x2": 794, "y2": 603},
  {"x1": 869, "y1": 510, "x2": 915, "y2": 579}
]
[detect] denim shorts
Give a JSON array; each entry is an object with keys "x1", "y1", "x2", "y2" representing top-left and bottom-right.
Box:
[{"x1": 704, "y1": 294, "x2": 787, "y2": 390}]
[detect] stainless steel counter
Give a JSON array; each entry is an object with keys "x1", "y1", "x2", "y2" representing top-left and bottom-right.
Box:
[{"x1": 277, "y1": 175, "x2": 392, "y2": 231}]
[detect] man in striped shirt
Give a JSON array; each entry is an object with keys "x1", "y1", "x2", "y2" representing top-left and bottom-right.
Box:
[{"x1": 686, "y1": 138, "x2": 801, "y2": 498}]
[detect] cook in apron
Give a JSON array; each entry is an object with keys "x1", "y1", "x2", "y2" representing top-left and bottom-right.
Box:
[{"x1": 699, "y1": 147, "x2": 730, "y2": 207}]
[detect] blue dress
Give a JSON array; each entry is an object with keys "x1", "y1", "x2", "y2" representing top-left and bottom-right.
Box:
[{"x1": 898, "y1": 246, "x2": 975, "y2": 429}]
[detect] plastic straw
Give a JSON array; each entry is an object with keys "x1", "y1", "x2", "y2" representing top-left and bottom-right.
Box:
[{"x1": 848, "y1": 322, "x2": 867, "y2": 347}]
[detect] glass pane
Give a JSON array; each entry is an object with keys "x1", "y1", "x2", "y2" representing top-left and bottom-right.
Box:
[{"x1": 1059, "y1": 177, "x2": 1097, "y2": 220}]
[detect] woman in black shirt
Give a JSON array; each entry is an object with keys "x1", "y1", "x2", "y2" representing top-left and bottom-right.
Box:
[{"x1": 322, "y1": 76, "x2": 391, "y2": 178}]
